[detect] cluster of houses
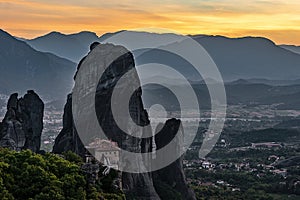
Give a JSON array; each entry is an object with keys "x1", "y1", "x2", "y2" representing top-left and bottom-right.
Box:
[
  {"x1": 184, "y1": 155, "x2": 289, "y2": 178},
  {"x1": 186, "y1": 177, "x2": 241, "y2": 192},
  {"x1": 229, "y1": 142, "x2": 283, "y2": 152},
  {"x1": 184, "y1": 155, "x2": 291, "y2": 193}
]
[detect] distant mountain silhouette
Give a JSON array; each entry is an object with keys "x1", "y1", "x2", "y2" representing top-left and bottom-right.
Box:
[
  {"x1": 24, "y1": 30, "x2": 185, "y2": 64},
  {"x1": 3, "y1": 29, "x2": 300, "y2": 110},
  {"x1": 280, "y1": 45, "x2": 300, "y2": 55},
  {"x1": 192, "y1": 35, "x2": 300, "y2": 81},
  {"x1": 98, "y1": 30, "x2": 125, "y2": 42},
  {"x1": 25, "y1": 31, "x2": 99, "y2": 63},
  {"x1": 99, "y1": 31, "x2": 300, "y2": 81},
  {"x1": 22, "y1": 31, "x2": 300, "y2": 82},
  {"x1": 0, "y1": 29, "x2": 76, "y2": 101}
]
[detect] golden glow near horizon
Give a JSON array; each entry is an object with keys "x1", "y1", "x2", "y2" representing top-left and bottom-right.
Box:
[{"x1": 0, "y1": 0, "x2": 300, "y2": 44}]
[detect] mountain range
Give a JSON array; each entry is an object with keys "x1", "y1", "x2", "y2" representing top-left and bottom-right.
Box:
[
  {"x1": 280, "y1": 45, "x2": 300, "y2": 55},
  {"x1": 1, "y1": 29, "x2": 300, "y2": 108},
  {"x1": 26, "y1": 31, "x2": 100, "y2": 63},
  {"x1": 193, "y1": 35, "x2": 300, "y2": 81},
  {"x1": 19, "y1": 30, "x2": 300, "y2": 82},
  {"x1": 0, "y1": 29, "x2": 75, "y2": 101}
]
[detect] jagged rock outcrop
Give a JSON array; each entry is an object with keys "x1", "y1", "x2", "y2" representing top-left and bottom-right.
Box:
[
  {"x1": 0, "y1": 90, "x2": 44, "y2": 152},
  {"x1": 53, "y1": 43, "x2": 195, "y2": 199},
  {"x1": 153, "y1": 119, "x2": 196, "y2": 200},
  {"x1": 52, "y1": 94, "x2": 85, "y2": 156},
  {"x1": 93, "y1": 45, "x2": 160, "y2": 200}
]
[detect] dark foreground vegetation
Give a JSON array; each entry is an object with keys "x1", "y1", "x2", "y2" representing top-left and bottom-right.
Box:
[{"x1": 0, "y1": 148, "x2": 124, "y2": 200}]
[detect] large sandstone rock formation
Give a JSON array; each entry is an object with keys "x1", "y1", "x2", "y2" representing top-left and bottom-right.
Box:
[
  {"x1": 0, "y1": 90, "x2": 44, "y2": 152},
  {"x1": 52, "y1": 94, "x2": 85, "y2": 156},
  {"x1": 153, "y1": 119, "x2": 196, "y2": 200},
  {"x1": 53, "y1": 43, "x2": 195, "y2": 200}
]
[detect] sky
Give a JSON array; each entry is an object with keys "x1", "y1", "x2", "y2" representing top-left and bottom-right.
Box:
[{"x1": 0, "y1": 0, "x2": 300, "y2": 45}]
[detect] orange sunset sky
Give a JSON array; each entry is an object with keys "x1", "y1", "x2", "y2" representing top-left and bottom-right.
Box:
[{"x1": 1, "y1": 0, "x2": 300, "y2": 45}]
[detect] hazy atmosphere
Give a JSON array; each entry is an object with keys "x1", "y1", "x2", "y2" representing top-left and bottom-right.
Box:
[
  {"x1": 1, "y1": 1, "x2": 300, "y2": 200},
  {"x1": 1, "y1": 0, "x2": 300, "y2": 44}
]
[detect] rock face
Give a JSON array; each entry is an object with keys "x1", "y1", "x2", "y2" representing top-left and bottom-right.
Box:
[
  {"x1": 53, "y1": 43, "x2": 195, "y2": 199},
  {"x1": 52, "y1": 94, "x2": 85, "y2": 156},
  {"x1": 153, "y1": 119, "x2": 196, "y2": 200},
  {"x1": 0, "y1": 90, "x2": 44, "y2": 152}
]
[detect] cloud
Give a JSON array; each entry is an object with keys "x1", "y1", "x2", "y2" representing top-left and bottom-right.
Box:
[{"x1": 0, "y1": 0, "x2": 299, "y2": 44}]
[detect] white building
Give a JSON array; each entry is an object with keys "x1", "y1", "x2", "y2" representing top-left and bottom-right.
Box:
[{"x1": 86, "y1": 139, "x2": 120, "y2": 170}]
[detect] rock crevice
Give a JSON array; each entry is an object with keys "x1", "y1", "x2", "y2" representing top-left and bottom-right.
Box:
[{"x1": 0, "y1": 90, "x2": 44, "y2": 152}]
